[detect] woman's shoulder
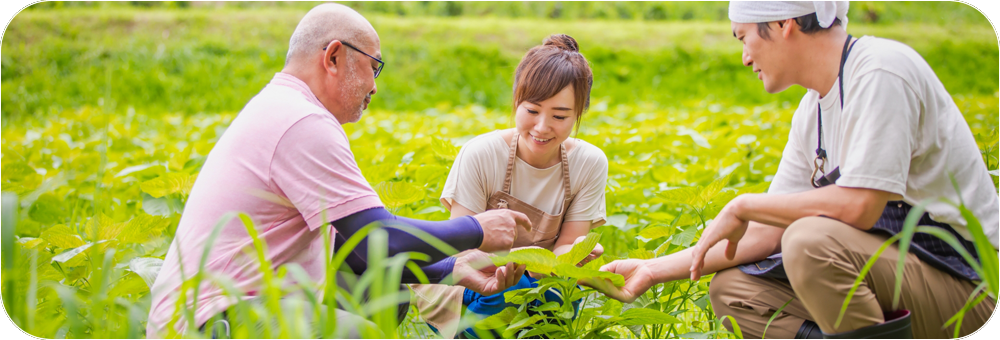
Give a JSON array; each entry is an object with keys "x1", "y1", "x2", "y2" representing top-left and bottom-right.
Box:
[
  {"x1": 455, "y1": 130, "x2": 509, "y2": 162},
  {"x1": 568, "y1": 138, "x2": 608, "y2": 167}
]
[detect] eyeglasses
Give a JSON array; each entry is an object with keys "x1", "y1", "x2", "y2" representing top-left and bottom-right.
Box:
[{"x1": 324, "y1": 41, "x2": 384, "y2": 79}]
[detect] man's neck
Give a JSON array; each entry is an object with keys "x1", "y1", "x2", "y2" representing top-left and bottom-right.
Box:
[{"x1": 794, "y1": 30, "x2": 850, "y2": 98}]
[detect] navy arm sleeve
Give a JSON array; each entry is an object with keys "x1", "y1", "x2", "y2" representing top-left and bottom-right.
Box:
[{"x1": 331, "y1": 207, "x2": 482, "y2": 283}]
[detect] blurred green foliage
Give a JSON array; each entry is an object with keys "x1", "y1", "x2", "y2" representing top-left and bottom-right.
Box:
[{"x1": 4, "y1": 2, "x2": 997, "y2": 119}]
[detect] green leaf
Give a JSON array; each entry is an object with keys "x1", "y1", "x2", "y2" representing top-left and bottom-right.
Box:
[
  {"x1": 628, "y1": 249, "x2": 655, "y2": 260},
  {"x1": 552, "y1": 264, "x2": 625, "y2": 286},
  {"x1": 503, "y1": 314, "x2": 545, "y2": 338},
  {"x1": 657, "y1": 187, "x2": 701, "y2": 205},
  {"x1": 431, "y1": 136, "x2": 459, "y2": 161},
  {"x1": 28, "y1": 193, "x2": 66, "y2": 224},
  {"x1": 51, "y1": 243, "x2": 93, "y2": 267},
  {"x1": 40, "y1": 225, "x2": 85, "y2": 249},
  {"x1": 531, "y1": 301, "x2": 560, "y2": 312},
  {"x1": 601, "y1": 299, "x2": 623, "y2": 317},
  {"x1": 639, "y1": 226, "x2": 673, "y2": 240},
  {"x1": 374, "y1": 181, "x2": 424, "y2": 208},
  {"x1": 605, "y1": 214, "x2": 629, "y2": 228},
  {"x1": 619, "y1": 308, "x2": 683, "y2": 325},
  {"x1": 491, "y1": 247, "x2": 559, "y2": 274},
  {"x1": 142, "y1": 194, "x2": 184, "y2": 217},
  {"x1": 140, "y1": 172, "x2": 197, "y2": 198},
  {"x1": 128, "y1": 257, "x2": 164, "y2": 289},
  {"x1": 671, "y1": 224, "x2": 699, "y2": 246},
  {"x1": 697, "y1": 173, "x2": 732, "y2": 206},
  {"x1": 556, "y1": 232, "x2": 601, "y2": 265},
  {"x1": 118, "y1": 213, "x2": 172, "y2": 244},
  {"x1": 474, "y1": 306, "x2": 518, "y2": 330}
]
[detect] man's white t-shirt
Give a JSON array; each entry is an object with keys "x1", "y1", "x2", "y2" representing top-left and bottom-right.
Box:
[{"x1": 769, "y1": 36, "x2": 999, "y2": 248}]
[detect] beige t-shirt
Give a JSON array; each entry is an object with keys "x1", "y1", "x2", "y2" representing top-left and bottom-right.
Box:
[
  {"x1": 769, "y1": 36, "x2": 999, "y2": 248},
  {"x1": 441, "y1": 130, "x2": 608, "y2": 226}
]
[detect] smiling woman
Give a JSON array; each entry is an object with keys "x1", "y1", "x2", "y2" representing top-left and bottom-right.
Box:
[{"x1": 408, "y1": 34, "x2": 611, "y2": 338}]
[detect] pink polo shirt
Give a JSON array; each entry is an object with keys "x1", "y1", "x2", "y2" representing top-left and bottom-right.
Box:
[{"x1": 146, "y1": 73, "x2": 384, "y2": 337}]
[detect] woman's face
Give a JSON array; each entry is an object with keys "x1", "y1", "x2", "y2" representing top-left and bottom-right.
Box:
[{"x1": 515, "y1": 84, "x2": 578, "y2": 158}]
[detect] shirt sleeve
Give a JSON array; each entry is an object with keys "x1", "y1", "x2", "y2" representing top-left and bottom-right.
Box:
[
  {"x1": 270, "y1": 114, "x2": 384, "y2": 230},
  {"x1": 440, "y1": 138, "x2": 492, "y2": 214},
  {"x1": 834, "y1": 70, "x2": 917, "y2": 195},
  {"x1": 768, "y1": 109, "x2": 816, "y2": 195},
  {"x1": 564, "y1": 146, "x2": 608, "y2": 226}
]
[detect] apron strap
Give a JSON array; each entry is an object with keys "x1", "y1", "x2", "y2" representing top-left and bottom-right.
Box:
[
  {"x1": 502, "y1": 133, "x2": 519, "y2": 194},
  {"x1": 559, "y1": 142, "x2": 573, "y2": 210}
]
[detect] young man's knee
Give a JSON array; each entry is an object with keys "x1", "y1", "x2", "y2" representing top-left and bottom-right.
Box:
[
  {"x1": 709, "y1": 267, "x2": 750, "y2": 309},
  {"x1": 781, "y1": 216, "x2": 846, "y2": 259}
]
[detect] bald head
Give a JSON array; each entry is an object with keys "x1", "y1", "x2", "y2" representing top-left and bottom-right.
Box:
[{"x1": 285, "y1": 3, "x2": 378, "y2": 66}]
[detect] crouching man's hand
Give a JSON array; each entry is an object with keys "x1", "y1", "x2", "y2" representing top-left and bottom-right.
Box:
[
  {"x1": 453, "y1": 250, "x2": 527, "y2": 295},
  {"x1": 472, "y1": 209, "x2": 532, "y2": 253},
  {"x1": 579, "y1": 259, "x2": 655, "y2": 303}
]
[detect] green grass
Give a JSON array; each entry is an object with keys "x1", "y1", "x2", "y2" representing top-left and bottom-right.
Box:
[
  {"x1": 3, "y1": 3, "x2": 996, "y2": 119},
  {"x1": 1, "y1": 2, "x2": 998, "y2": 339}
]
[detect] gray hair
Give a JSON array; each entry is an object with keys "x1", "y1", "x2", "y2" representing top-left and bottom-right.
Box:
[{"x1": 285, "y1": 3, "x2": 372, "y2": 66}]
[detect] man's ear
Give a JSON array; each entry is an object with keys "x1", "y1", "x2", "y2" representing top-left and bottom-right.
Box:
[
  {"x1": 780, "y1": 18, "x2": 796, "y2": 39},
  {"x1": 323, "y1": 40, "x2": 343, "y2": 75}
]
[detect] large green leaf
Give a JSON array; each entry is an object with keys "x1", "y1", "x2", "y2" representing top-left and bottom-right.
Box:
[
  {"x1": 618, "y1": 308, "x2": 683, "y2": 326},
  {"x1": 671, "y1": 224, "x2": 699, "y2": 246},
  {"x1": 40, "y1": 225, "x2": 85, "y2": 249},
  {"x1": 552, "y1": 264, "x2": 625, "y2": 286},
  {"x1": 28, "y1": 193, "x2": 66, "y2": 224},
  {"x1": 139, "y1": 172, "x2": 197, "y2": 198},
  {"x1": 556, "y1": 232, "x2": 601, "y2": 265},
  {"x1": 474, "y1": 306, "x2": 518, "y2": 330},
  {"x1": 491, "y1": 247, "x2": 559, "y2": 274},
  {"x1": 639, "y1": 226, "x2": 674, "y2": 240},
  {"x1": 51, "y1": 243, "x2": 93, "y2": 267},
  {"x1": 374, "y1": 181, "x2": 424, "y2": 208}
]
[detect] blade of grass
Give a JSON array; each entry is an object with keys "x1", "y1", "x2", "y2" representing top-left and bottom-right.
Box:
[
  {"x1": 943, "y1": 281, "x2": 988, "y2": 338},
  {"x1": 761, "y1": 297, "x2": 795, "y2": 339},
  {"x1": 948, "y1": 174, "x2": 999, "y2": 297},
  {"x1": 891, "y1": 199, "x2": 933, "y2": 309},
  {"x1": 834, "y1": 233, "x2": 902, "y2": 329}
]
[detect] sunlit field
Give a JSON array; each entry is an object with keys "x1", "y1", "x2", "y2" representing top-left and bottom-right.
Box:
[{"x1": 2, "y1": 2, "x2": 997, "y2": 338}]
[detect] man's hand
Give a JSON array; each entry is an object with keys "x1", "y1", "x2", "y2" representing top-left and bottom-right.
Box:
[
  {"x1": 689, "y1": 202, "x2": 749, "y2": 281},
  {"x1": 472, "y1": 209, "x2": 532, "y2": 253},
  {"x1": 571, "y1": 235, "x2": 604, "y2": 267},
  {"x1": 579, "y1": 259, "x2": 655, "y2": 303},
  {"x1": 453, "y1": 250, "x2": 527, "y2": 296}
]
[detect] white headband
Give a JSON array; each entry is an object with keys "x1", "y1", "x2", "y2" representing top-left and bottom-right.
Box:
[{"x1": 729, "y1": 1, "x2": 849, "y2": 29}]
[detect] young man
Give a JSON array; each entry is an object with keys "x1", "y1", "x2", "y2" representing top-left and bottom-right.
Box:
[
  {"x1": 146, "y1": 4, "x2": 532, "y2": 337},
  {"x1": 587, "y1": 2, "x2": 997, "y2": 338}
]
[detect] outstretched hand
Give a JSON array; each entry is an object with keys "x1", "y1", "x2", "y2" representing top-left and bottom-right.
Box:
[
  {"x1": 453, "y1": 250, "x2": 527, "y2": 296},
  {"x1": 689, "y1": 204, "x2": 748, "y2": 281},
  {"x1": 578, "y1": 259, "x2": 654, "y2": 303}
]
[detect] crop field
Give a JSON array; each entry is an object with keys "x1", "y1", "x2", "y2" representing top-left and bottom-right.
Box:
[{"x1": 1, "y1": 2, "x2": 998, "y2": 339}]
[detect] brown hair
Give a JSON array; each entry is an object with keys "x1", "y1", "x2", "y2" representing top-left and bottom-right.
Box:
[{"x1": 512, "y1": 34, "x2": 594, "y2": 131}]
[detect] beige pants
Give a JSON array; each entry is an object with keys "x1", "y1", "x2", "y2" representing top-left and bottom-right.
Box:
[{"x1": 709, "y1": 216, "x2": 995, "y2": 339}]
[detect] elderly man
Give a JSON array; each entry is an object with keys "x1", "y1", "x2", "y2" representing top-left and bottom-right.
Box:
[
  {"x1": 146, "y1": 4, "x2": 531, "y2": 338},
  {"x1": 588, "y1": 2, "x2": 997, "y2": 339}
]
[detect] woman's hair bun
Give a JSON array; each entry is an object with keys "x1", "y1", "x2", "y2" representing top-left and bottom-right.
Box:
[{"x1": 542, "y1": 34, "x2": 579, "y2": 52}]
